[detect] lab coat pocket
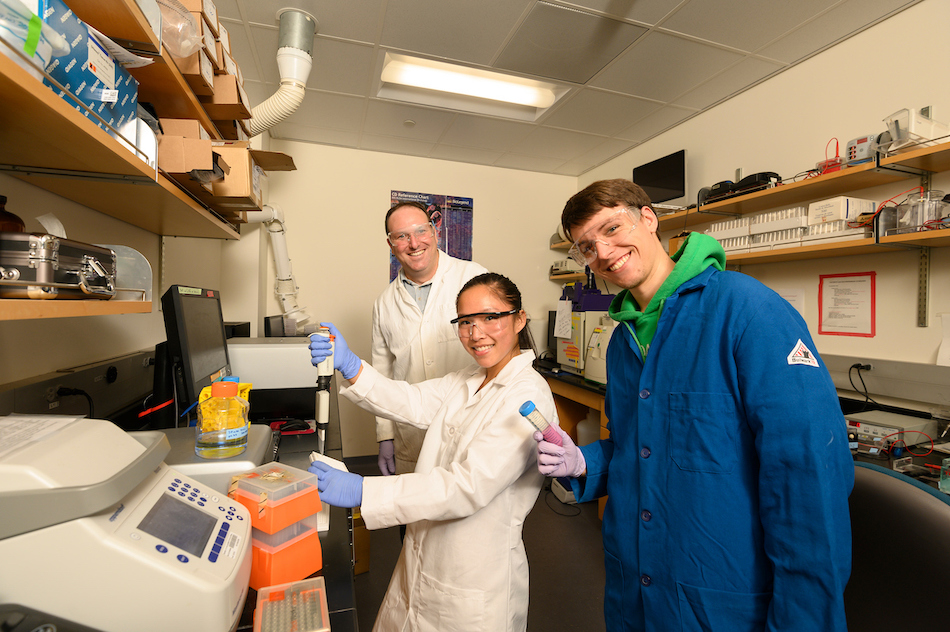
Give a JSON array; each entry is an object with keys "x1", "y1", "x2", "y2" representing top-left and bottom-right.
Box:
[
  {"x1": 413, "y1": 570, "x2": 486, "y2": 630},
  {"x1": 676, "y1": 581, "x2": 770, "y2": 632},
  {"x1": 669, "y1": 392, "x2": 738, "y2": 473},
  {"x1": 603, "y1": 548, "x2": 626, "y2": 628},
  {"x1": 435, "y1": 303, "x2": 458, "y2": 343}
]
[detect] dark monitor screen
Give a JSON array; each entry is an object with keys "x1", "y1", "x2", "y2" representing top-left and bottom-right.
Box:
[
  {"x1": 161, "y1": 285, "x2": 230, "y2": 410},
  {"x1": 632, "y1": 149, "x2": 687, "y2": 205}
]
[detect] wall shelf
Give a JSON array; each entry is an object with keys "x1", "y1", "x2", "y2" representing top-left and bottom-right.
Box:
[
  {"x1": 0, "y1": 50, "x2": 237, "y2": 239},
  {"x1": 724, "y1": 238, "x2": 906, "y2": 265},
  {"x1": 0, "y1": 300, "x2": 152, "y2": 321}
]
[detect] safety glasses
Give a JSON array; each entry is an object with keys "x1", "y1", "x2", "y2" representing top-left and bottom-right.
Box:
[
  {"x1": 567, "y1": 207, "x2": 640, "y2": 266},
  {"x1": 388, "y1": 222, "x2": 435, "y2": 246},
  {"x1": 450, "y1": 310, "x2": 519, "y2": 338}
]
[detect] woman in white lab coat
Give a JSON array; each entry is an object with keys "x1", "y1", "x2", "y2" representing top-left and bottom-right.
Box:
[{"x1": 308, "y1": 272, "x2": 557, "y2": 632}]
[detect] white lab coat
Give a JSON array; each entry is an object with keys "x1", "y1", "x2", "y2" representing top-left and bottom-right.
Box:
[
  {"x1": 371, "y1": 250, "x2": 487, "y2": 474},
  {"x1": 339, "y1": 350, "x2": 555, "y2": 632}
]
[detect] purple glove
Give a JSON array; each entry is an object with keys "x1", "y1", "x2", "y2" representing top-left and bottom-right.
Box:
[
  {"x1": 308, "y1": 322, "x2": 362, "y2": 380},
  {"x1": 535, "y1": 426, "x2": 586, "y2": 478},
  {"x1": 378, "y1": 439, "x2": 396, "y2": 476},
  {"x1": 308, "y1": 461, "x2": 364, "y2": 508}
]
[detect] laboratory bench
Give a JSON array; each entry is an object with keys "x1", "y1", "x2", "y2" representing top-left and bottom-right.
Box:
[{"x1": 235, "y1": 382, "x2": 358, "y2": 632}]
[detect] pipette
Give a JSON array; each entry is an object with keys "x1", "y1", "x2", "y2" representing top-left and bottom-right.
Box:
[
  {"x1": 519, "y1": 400, "x2": 562, "y2": 446},
  {"x1": 310, "y1": 328, "x2": 334, "y2": 448}
]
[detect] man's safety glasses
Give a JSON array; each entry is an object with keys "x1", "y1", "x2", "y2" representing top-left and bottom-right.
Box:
[
  {"x1": 567, "y1": 207, "x2": 641, "y2": 266},
  {"x1": 450, "y1": 310, "x2": 518, "y2": 338},
  {"x1": 388, "y1": 222, "x2": 435, "y2": 246}
]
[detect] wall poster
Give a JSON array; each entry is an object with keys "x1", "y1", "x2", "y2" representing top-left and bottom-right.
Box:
[
  {"x1": 389, "y1": 191, "x2": 474, "y2": 281},
  {"x1": 818, "y1": 271, "x2": 876, "y2": 337}
]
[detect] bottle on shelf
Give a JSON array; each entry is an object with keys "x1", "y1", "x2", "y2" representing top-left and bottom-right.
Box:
[{"x1": 0, "y1": 196, "x2": 26, "y2": 232}]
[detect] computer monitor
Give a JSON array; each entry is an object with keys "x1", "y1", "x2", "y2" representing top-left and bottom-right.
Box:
[
  {"x1": 632, "y1": 149, "x2": 687, "y2": 206},
  {"x1": 159, "y1": 285, "x2": 231, "y2": 421}
]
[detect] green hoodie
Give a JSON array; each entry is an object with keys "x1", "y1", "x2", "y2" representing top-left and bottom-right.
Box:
[{"x1": 608, "y1": 232, "x2": 725, "y2": 358}]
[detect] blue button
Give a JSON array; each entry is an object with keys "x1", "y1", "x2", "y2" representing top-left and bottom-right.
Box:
[
  {"x1": 216, "y1": 537, "x2": 225, "y2": 546},
  {"x1": 226, "y1": 515, "x2": 233, "y2": 520},
  {"x1": 640, "y1": 447, "x2": 651, "y2": 458},
  {"x1": 156, "y1": 545, "x2": 168, "y2": 553},
  {"x1": 167, "y1": 486, "x2": 176, "y2": 492},
  {"x1": 218, "y1": 506, "x2": 225, "y2": 512},
  {"x1": 212, "y1": 544, "x2": 221, "y2": 554},
  {"x1": 640, "y1": 575, "x2": 652, "y2": 586},
  {"x1": 183, "y1": 483, "x2": 191, "y2": 489},
  {"x1": 200, "y1": 497, "x2": 207, "y2": 503},
  {"x1": 177, "y1": 555, "x2": 189, "y2": 563},
  {"x1": 222, "y1": 522, "x2": 230, "y2": 531},
  {"x1": 641, "y1": 510, "x2": 652, "y2": 522},
  {"x1": 639, "y1": 389, "x2": 650, "y2": 399},
  {"x1": 173, "y1": 478, "x2": 182, "y2": 484},
  {"x1": 209, "y1": 552, "x2": 218, "y2": 563},
  {"x1": 198, "y1": 501, "x2": 206, "y2": 507},
  {"x1": 178, "y1": 491, "x2": 186, "y2": 497},
  {"x1": 236, "y1": 514, "x2": 244, "y2": 520}
]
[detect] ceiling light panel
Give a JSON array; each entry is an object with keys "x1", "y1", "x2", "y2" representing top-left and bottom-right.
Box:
[{"x1": 494, "y1": 2, "x2": 648, "y2": 84}]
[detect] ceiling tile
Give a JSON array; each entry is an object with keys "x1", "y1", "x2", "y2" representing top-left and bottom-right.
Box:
[
  {"x1": 542, "y1": 89, "x2": 662, "y2": 136},
  {"x1": 269, "y1": 123, "x2": 362, "y2": 148},
  {"x1": 229, "y1": 0, "x2": 383, "y2": 44},
  {"x1": 363, "y1": 100, "x2": 457, "y2": 142},
  {"x1": 429, "y1": 144, "x2": 505, "y2": 165},
  {"x1": 660, "y1": 0, "x2": 839, "y2": 52},
  {"x1": 592, "y1": 31, "x2": 743, "y2": 102},
  {"x1": 509, "y1": 127, "x2": 607, "y2": 160},
  {"x1": 279, "y1": 93, "x2": 367, "y2": 132},
  {"x1": 560, "y1": 0, "x2": 686, "y2": 25},
  {"x1": 493, "y1": 152, "x2": 570, "y2": 173},
  {"x1": 439, "y1": 115, "x2": 534, "y2": 151},
  {"x1": 616, "y1": 105, "x2": 696, "y2": 143},
  {"x1": 359, "y1": 134, "x2": 436, "y2": 157},
  {"x1": 494, "y1": 2, "x2": 647, "y2": 84},
  {"x1": 554, "y1": 138, "x2": 640, "y2": 175},
  {"x1": 673, "y1": 57, "x2": 785, "y2": 110},
  {"x1": 758, "y1": 0, "x2": 919, "y2": 64},
  {"x1": 379, "y1": 0, "x2": 534, "y2": 66}
]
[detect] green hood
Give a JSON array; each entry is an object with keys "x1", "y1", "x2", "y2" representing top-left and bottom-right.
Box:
[{"x1": 608, "y1": 232, "x2": 725, "y2": 356}]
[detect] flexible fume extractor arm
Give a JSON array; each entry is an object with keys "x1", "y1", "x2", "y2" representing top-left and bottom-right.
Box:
[
  {"x1": 248, "y1": 9, "x2": 318, "y2": 137},
  {"x1": 245, "y1": 204, "x2": 314, "y2": 333}
]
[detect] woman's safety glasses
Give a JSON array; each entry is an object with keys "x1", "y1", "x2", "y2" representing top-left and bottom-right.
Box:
[
  {"x1": 450, "y1": 310, "x2": 518, "y2": 338},
  {"x1": 388, "y1": 222, "x2": 435, "y2": 245},
  {"x1": 567, "y1": 207, "x2": 640, "y2": 266}
]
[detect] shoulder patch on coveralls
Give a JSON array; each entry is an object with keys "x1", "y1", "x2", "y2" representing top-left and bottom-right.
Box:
[{"x1": 787, "y1": 339, "x2": 819, "y2": 367}]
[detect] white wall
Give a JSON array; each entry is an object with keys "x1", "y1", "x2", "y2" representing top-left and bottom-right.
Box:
[
  {"x1": 581, "y1": 0, "x2": 950, "y2": 366},
  {"x1": 240, "y1": 143, "x2": 576, "y2": 456}
]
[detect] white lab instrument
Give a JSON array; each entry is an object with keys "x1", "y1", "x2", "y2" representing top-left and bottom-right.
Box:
[
  {"x1": 0, "y1": 416, "x2": 252, "y2": 632},
  {"x1": 584, "y1": 315, "x2": 618, "y2": 386},
  {"x1": 312, "y1": 327, "x2": 334, "y2": 445}
]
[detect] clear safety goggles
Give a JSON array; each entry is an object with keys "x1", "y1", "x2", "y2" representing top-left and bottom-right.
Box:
[
  {"x1": 450, "y1": 310, "x2": 519, "y2": 338},
  {"x1": 567, "y1": 206, "x2": 641, "y2": 266},
  {"x1": 388, "y1": 222, "x2": 435, "y2": 246}
]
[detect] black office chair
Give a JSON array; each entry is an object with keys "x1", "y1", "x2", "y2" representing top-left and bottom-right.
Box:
[{"x1": 845, "y1": 461, "x2": 950, "y2": 631}]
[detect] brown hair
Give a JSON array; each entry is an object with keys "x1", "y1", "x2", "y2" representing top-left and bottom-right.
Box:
[
  {"x1": 562, "y1": 179, "x2": 660, "y2": 241},
  {"x1": 384, "y1": 200, "x2": 430, "y2": 235},
  {"x1": 457, "y1": 272, "x2": 535, "y2": 352}
]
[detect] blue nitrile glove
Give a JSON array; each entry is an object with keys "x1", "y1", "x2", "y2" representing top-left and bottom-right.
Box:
[
  {"x1": 535, "y1": 426, "x2": 586, "y2": 478},
  {"x1": 378, "y1": 439, "x2": 396, "y2": 476},
  {"x1": 309, "y1": 322, "x2": 362, "y2": 380},
  {"x1": 308, "y1": 461, "x2": 364, "y2": 508}
]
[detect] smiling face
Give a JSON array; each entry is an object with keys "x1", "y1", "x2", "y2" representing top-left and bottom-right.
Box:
[
  {"x1": 387, "y1": 204, "x2": 439, "y2": 283},
  {"x1": 455, "y1": 284, "x2": 526, "y2": 380},
  {"x1": 570, "y1": 203, "x2": 673, "y2": 306}
]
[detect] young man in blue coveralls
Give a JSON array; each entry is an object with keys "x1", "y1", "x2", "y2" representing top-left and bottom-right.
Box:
[{"x1": 535, "y1": 179, "x2": 853, "y2": 631}]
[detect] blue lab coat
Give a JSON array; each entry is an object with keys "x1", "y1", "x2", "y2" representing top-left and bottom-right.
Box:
[{"x1": 573, "y1": 266, "x2": 853, "y2": 631}]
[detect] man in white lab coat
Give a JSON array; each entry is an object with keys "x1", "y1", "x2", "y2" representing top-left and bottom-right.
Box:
[{"x1": 372, "y1": 201, "x2": 487, "y2": 476}]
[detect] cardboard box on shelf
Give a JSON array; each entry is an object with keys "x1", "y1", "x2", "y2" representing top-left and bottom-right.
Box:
[
  {"x1": 667, "y1": 231, "x2": 691, "y2": 256},
  {"x1": 190, "y1": 11, "x2": 219, "y2": 71},
  {"x1": 353, "y1": 510, "x2": 369, "y2": 575},
  {"x1": 213, "y1": 41, "x2": 228, "y2": 74},
  {"x1": 158, "y1": 135, "x2": 229, "y2": 198},
  {"x1": 160, "y1": 118, "x2": 211, "y2": 140},
  {"x1": 42, "y1": 0, "x2": 139, "y2": 141},
  {"x1": 221, "y1": 49, "x2": 238, "y2": 79},
  {"x1": 214, "y1": 119, "x2": 250, "y2": 142},
  {"x1": 217, "y1": 22, "x2": 230, "y2": 54},
  {"x1": 199, "y1": 74, "x2": 251, "y2": 120},
  {"x1": 205, "y1": 141, "x2": 296, "y2": 211},
  {"x1": 171, "y1": 47, "x2": 215, "y2": 97},
  {"x1": 178, "y1": 0, "x2": 219, "y2": 38}
]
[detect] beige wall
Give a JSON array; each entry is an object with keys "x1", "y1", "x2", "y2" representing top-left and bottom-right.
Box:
[
  {"x1": 3, "y1": 0, "x2": 948, "y2": 455},
  {"x1": 234, "y1": 143, "x2": 576, "y2": 455},
  {"x1": 581, "y1": 0, "x2": 950, "y2": 365}
]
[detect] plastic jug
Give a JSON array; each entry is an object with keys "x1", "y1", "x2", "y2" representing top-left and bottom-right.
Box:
[{"x1": 196, "y1": 380, "x2": 250, "y2": 458}]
